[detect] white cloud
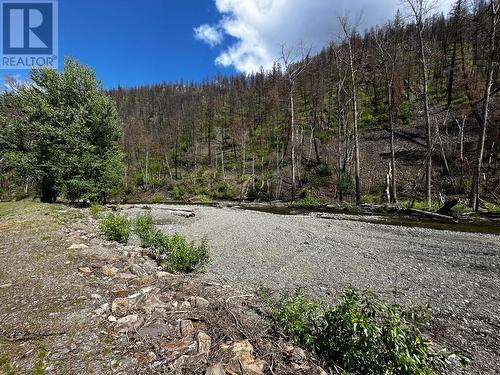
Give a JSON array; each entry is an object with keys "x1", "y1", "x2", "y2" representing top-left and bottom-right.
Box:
[
  {"x1": 193, "y1": 24, "x2": 224, "y2": 47},
  {"x1": 196, "y1": 0, "x2": 454, "y2": 74}
]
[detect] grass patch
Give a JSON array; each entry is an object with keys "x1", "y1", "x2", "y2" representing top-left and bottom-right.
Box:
[
  {"x1": 485, "y1": 202, "x2": 500, "y2": 214},
  {"x1": 190, "y1": 194, "x2": 215, "y2": 203},
  {"x1": 147, "y1": 193, "x2": 165, "y2": 204},
  {"x1": 451, "y1": 203, "x2": 474, "y2": 214},
  {"x1": 33, "y1": 346, "x2": 47, "y2": 375},
  {"x1": 100, "y1": 213, "x2": 131, "y2": 244},
  {"x1": 0, "y1": 351, "x2": 16, "y2": 375},
  {"x1": 361, "y1": 194, "x2": 383, "y2": 204},
  {"x1": 400, "y1": 199, "x2": 437, "y2": 210},
  {"x1": 261, "y1": 286, "x2": 469, "y2": 375}
]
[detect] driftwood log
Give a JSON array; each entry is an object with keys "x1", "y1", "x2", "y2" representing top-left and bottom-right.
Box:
[{"x1": 406, "y1": 208, "x2": 457, "y2": 223}]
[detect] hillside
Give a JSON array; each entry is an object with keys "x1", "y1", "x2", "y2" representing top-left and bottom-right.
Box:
[{"x1": 106, "y1": 1, "x2": 499, "y2": 207}]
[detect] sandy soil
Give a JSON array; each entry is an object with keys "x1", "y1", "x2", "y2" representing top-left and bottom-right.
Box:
[{"x1": 122, "y1": 203, "x2": 500, "y2": 375}]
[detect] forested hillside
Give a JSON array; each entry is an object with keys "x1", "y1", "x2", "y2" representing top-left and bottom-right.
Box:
[{"x1": 110, "y1": 0, "x2": 499, "y2": 207}]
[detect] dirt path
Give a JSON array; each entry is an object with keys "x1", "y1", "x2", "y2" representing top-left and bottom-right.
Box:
[{"x1": 122, "y1": 204, "x2": 500, "y2": 375}]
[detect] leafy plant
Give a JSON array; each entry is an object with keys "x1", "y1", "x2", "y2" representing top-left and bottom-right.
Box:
[
  {"x1": 148, "y1": 193, "x2": 164, "y2": 204},
  {"x1": 212, "y1": 180, "x2": 236, "y2": 200},
  {"x1": 361, "y1": 194, "x2": 383, "y2": 204},
  {"x1": 148, "y1": 230, "x2": 209, "y2": 273},
  {"x1": 134, "y1": 212, "x2": 156, "y2": 247},
  {"x1": 100, "y1": 213, "x2": 131, "y2": 244},
  {"x1": 90, "y1": 203, "x2": 104, "y2": 218},
  {"x1": 296, "y1": 189, "x2": 320, "y2": 206},
  {"x1": 263, "y1": 286, "x2": 469, "y2": 375},
  {"x1": 485, "y1": 202, "x2": 500, "y2": 214}
]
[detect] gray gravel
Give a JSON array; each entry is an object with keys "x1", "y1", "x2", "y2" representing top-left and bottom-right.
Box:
[{"x1": 122, "y1": 204, "x2": 500, "y2": 374}]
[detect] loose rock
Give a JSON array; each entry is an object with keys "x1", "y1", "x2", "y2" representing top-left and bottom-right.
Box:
[
  {"x1": 68, "y1": 243, "x2": 88, "y2": 250},
  {"x1": 111, "y1": 297, "x2": 130, "y2": 316},
  {"x1": 224, "y1": 340, "x2": 267, "y2": 375},
  {"x1": 78, "y1": 266, "x2": 92, "y2": 277},
  {"x1": 188, "y1": 296, "x2": 210, "y2": 308},
  {"x1": 197, "y1": 331, "x2": 211, "y2": 355},
  {"x1": 179, "y1": 319, "x2": 194, "y2": 337},
  {"x1": 101, "y1": 264, "x2": 119, "y2": 277},
  {"x1": 111, "y1": 284, "x2": 128, "y2": 298},
  {"x1": 206, "y1": 363, "x2": 227, "y2": 375},
  {"x1": 115, "y1": 314, "x2": 144, "y2": 333}
]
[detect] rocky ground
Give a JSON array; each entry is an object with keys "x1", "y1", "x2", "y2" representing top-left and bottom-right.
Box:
[
  {"x1": 0, "y1": 201, "x2": 327, "y2": 374},
  {"x1": 121, "y1": 203, "x2": 500, "y2": 375}
]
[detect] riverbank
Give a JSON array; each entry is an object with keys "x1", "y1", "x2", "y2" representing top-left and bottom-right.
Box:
[{"x1": 121, "y1": 203, "x2": 500, "y2": 374}]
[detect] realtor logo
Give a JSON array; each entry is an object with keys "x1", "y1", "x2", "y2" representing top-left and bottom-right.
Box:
[{"x1": 1, "y1": 0, "x2": 58, "y2": 69}]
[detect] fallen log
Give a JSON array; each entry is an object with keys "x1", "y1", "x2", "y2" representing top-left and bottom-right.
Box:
[{"x1": 405, "y1": 208, "x2": 457, "y2": 223}]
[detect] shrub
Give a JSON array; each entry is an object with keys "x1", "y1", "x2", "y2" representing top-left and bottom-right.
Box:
[
  {"x1": 484, "y1": 202, "x2": 500, "y2": 214},
  {"x1": 191, "y1": 194, "x2": 214, "y2": 203},
  {"x1": 170, "y1": 185, "x2": 186, "y2": 201},
  {"x1": 148, "y1": 193, "x2": 164, "y2": 204},
  {"x1": 90, "y1": 203, "x2": 104, "y2": 218},
  {"x1": 100, "y1": 213, "x2": 131, "y2": 243},
  {"x1": 134, "y1": 212, "x2": 156, "y2": 247},
  {"x1": 360, "y1": 112, "x2": 375, "y2": 126},
  {"x1": 361, "y1": 194, "x2": 383, "y2": 204},
  {"x1": 263, "y1": 286, "x2": 468, "y2": 375},
  {"x1": 149, "y1": 231, "x2": 209, "y2": 273},
  {"x1": 296, "y1": 189, "x2": 320, "y2": 206},
  {"x1": 212, "y1": 180, "x2": 236, "y2": 200},
  {"x1": 397, "y1": 100, "x2": 413, "y2": 126}
]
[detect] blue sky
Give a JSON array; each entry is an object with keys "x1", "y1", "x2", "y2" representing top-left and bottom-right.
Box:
[
  {"x1": 1, "y1": 0, "x2": 454, "y2": 89},
  {"x1": 1, "y1": 0, "x2": 237, "y2": 89}
]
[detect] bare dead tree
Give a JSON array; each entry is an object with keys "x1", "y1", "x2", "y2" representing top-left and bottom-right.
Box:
[
  {"x1": 331, "y1": 45, "x2": 349, "y2": 203},
  {"x1": 406, "y1": 0, "x2": 435, "y2": 207},
  {"x1": 375, "y1": 11, "x2": 403, "y2": 203},
  {"x1": 280, "y1": 44, "x2": 312, "y2": 201},
  {"x1": 340, "y1": 16, "x2": 362, "y2": 205},
  {"x1": 470, "y1": 0, "x2": 500, "y2": 210}
]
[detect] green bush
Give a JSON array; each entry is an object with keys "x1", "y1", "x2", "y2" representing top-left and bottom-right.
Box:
[
  {"x1": 296, "y1": 189, "x2": 320, "y2": 206},
  {"x1": 361, "y1": 194, "x2": 383, "y2": 204},
  {"x1": 397, "y1": 100, "x2": 413, "y2": 126},
  {"x1": 170, "y1": 185, "x2": 186, "y2": 201},
  {"x1": 90, "y1": 203, "x2": 104, "y2": 218},
  {"x1": 134, "y1": 212, "x2": 156, "y2": 247},
  {"x1": 360, "y1": 112, "x2": 375, "y2": 126},
  {"x1": 212, "y1": 180, "x2": 236, "y2": 200},
  {"x1": 485, "y1": 202, "x2": 500, "y2": 214},
  {"x1": 100, "y1": 213, "x2": 131, "y2": 243},
  {"x1": 263, "y1": 286, "x2": 468, "y2": 375},
  {"x1": 191, "y1": 194, "x2": 215, "y2": 203},
  {"x1": 149, "y1": 231, "x2": 209, "y2": 273},
  {"x1": 339, "y1": 172, "x2": 355, "y2": 193},
  {"x1": 148, "y1": 193, "x2": 165, "y2": 204}
]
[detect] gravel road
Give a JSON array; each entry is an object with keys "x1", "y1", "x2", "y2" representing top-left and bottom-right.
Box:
[{"x1": 123, "y1": 204, "x2": 500, "y2": 374}]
